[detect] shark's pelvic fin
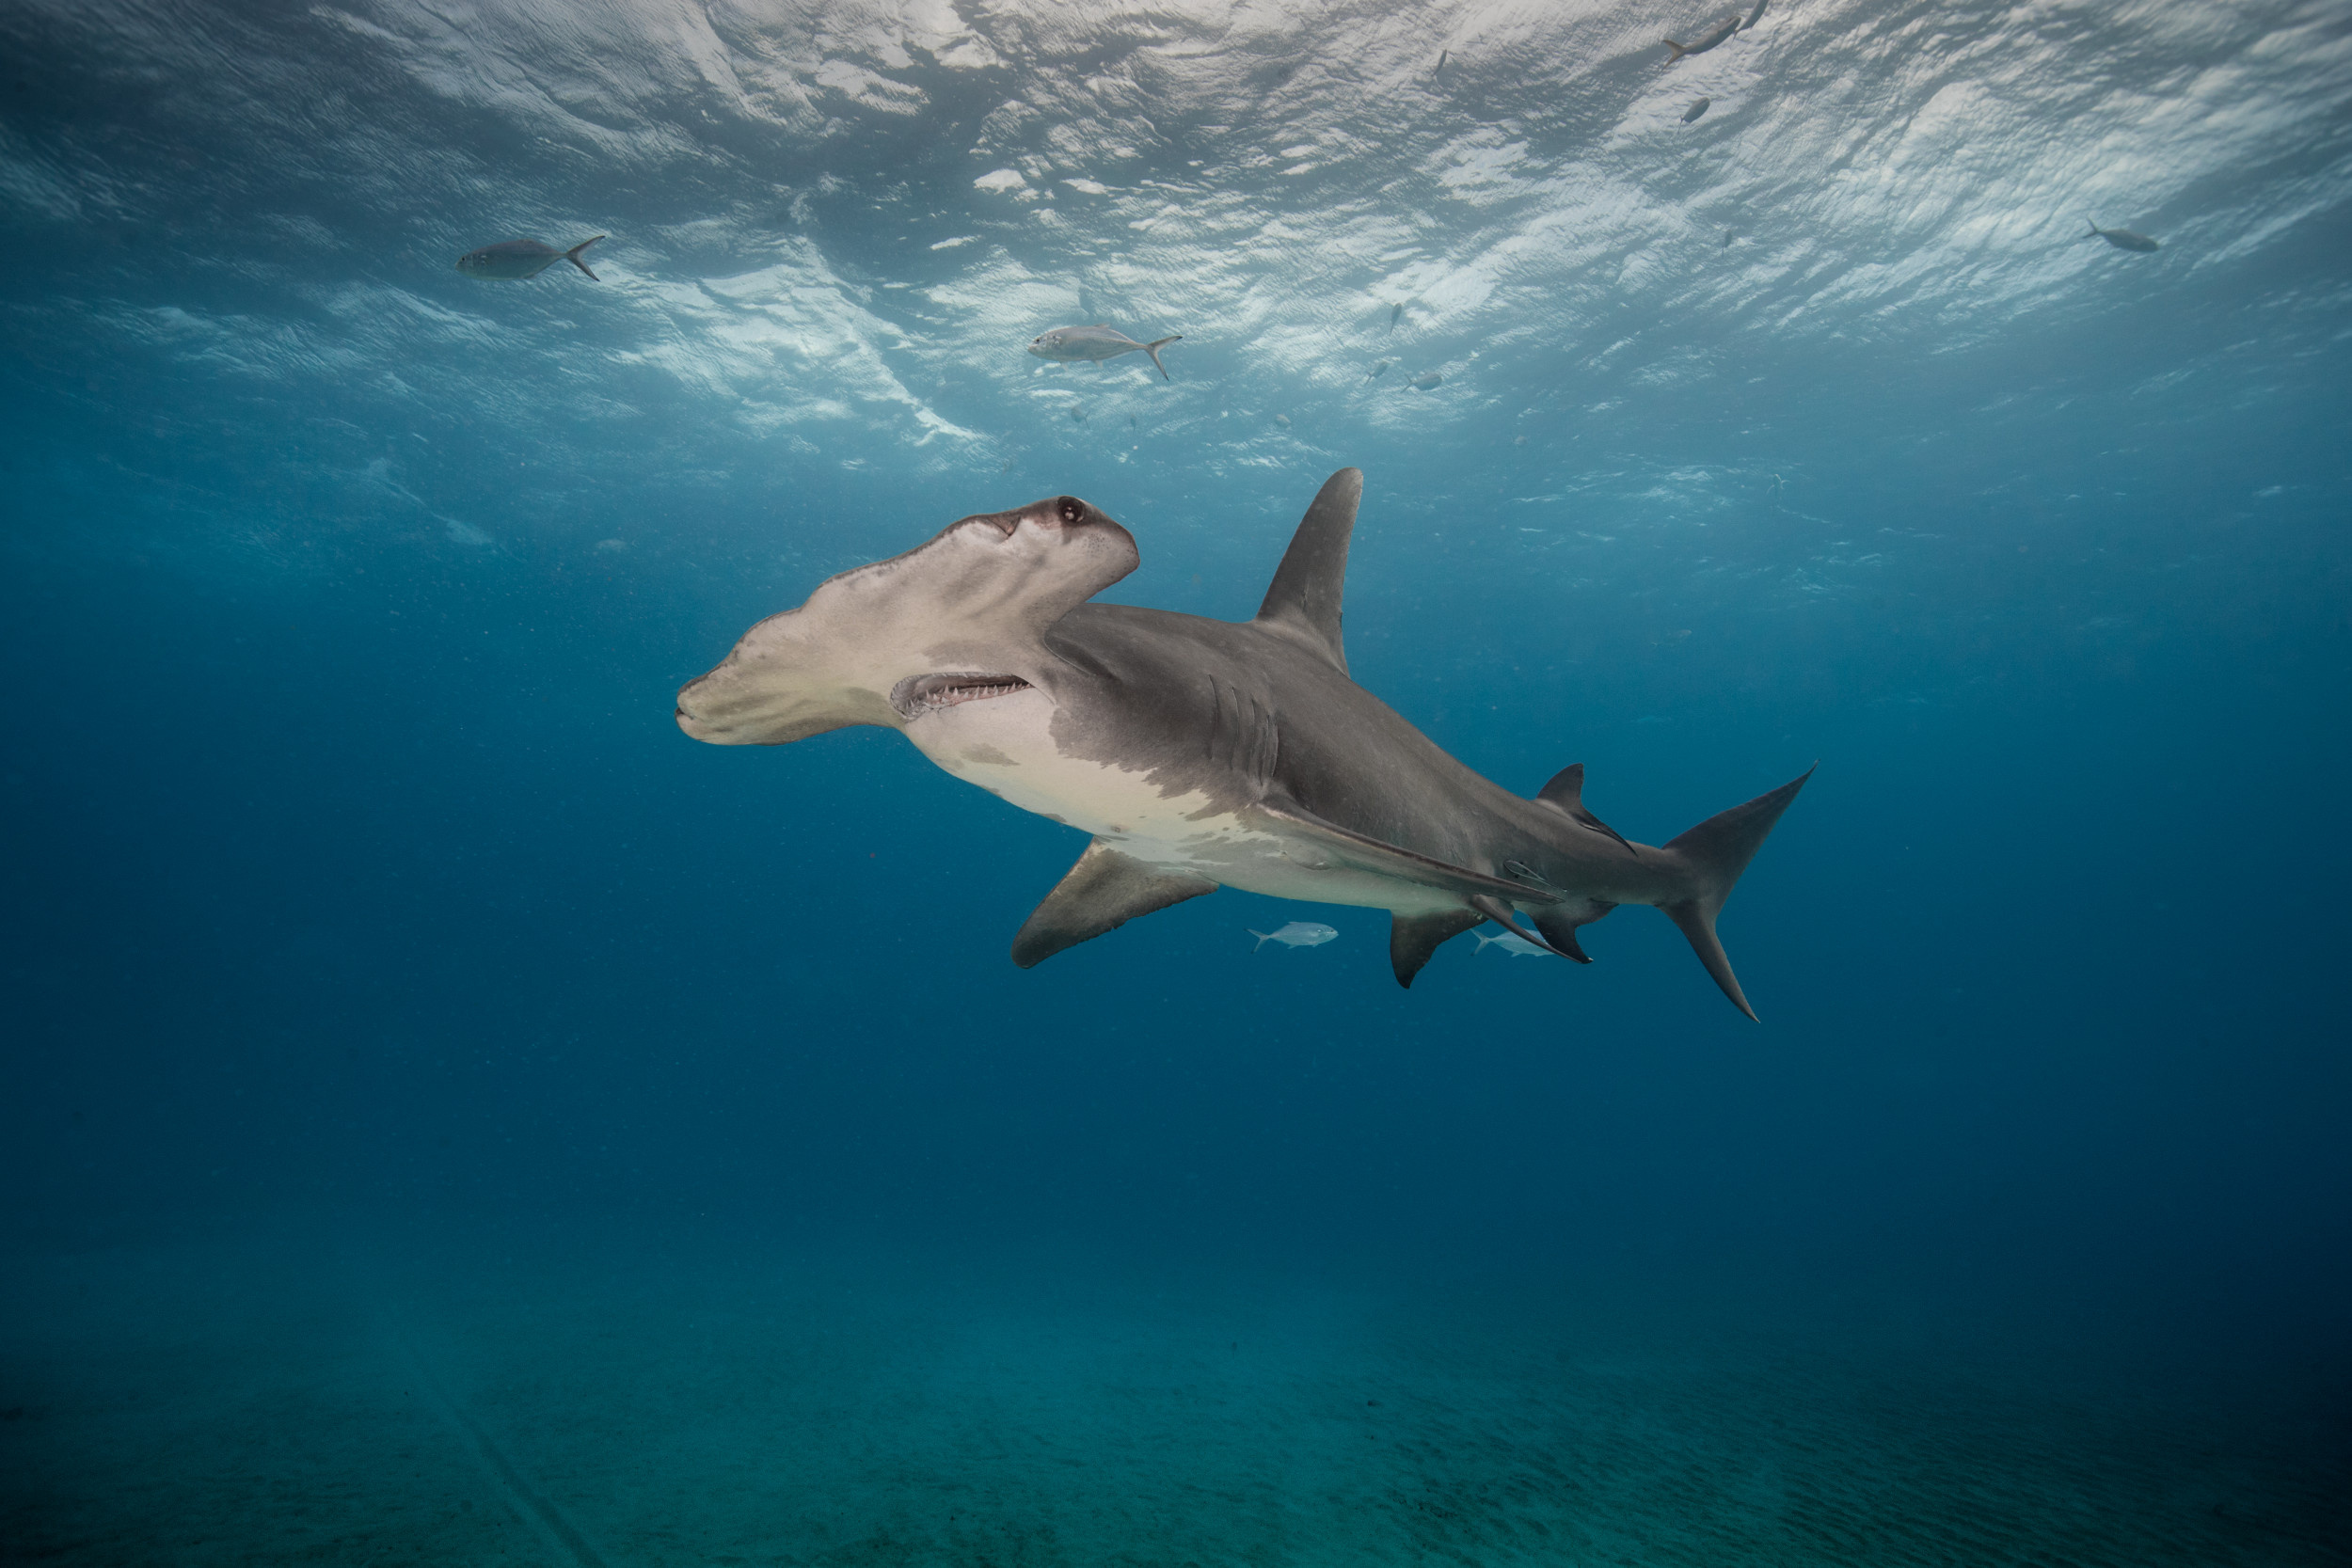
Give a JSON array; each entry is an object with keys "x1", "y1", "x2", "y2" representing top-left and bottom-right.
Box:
[
  {"x1": 1255, "y1": 794, "x2": 1558, "y2": 905},
  {"x1": 1012, "y1": 840, "x2": 1216, "y2": 968},
  {"x1": 1468, "y1": 895, "x2": 1577, "y2": 959},
  {"x1": 1253, "y1": 467, "x2": 1360, "y2": 673},
  {"x1": 1390, "y1": 910, "x2": 1484, "y2": 988},
  {"x1": 1533, "y1": 762, "x2": 1634, "y2": 856},
  {"x1": 1660, "y1": 765, "x2": 1817, "y2": 1020}
]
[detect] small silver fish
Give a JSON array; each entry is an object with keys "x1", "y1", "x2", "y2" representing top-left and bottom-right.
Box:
[
  {"x1": 1410, "y1": 371, "x2": 1443, "y2": 390},
  {"x1": 1366, "y1": 360, "x2": 1390, "y2": 381},
  {"x1": 1664, "y1": 14, "x2": 1741, "y2": 60},
  {"x1": 1683, "y1": 97, "x2": 1711, "y2": 123},
  {"x1": 1475, "y1": 930, "x2": 1550, "y2": 958},
  {"x1": 1250, "y1": 921, "x2": 1339, "y2": 951},
  {"x1": 1028, "y1": 324, "x2": 1184, "y2": 380},
  {"x1": 1388, "y1": 302, "x2": 1404, "y2": 332},
  {"x1": 2085, "y1": 218, "x2": 2160, "y2": 253},
  {"x1": 455, "y1": 235, "x2": 604, "y2": 281}
]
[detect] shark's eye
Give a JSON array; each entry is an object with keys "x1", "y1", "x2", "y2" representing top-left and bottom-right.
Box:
[{"x1": 1057, "y1": 498, "x2": 1084, "y2": 525}]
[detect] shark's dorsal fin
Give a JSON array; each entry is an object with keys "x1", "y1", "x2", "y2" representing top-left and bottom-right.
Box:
[
  {"x1": 1011, "y1": 839, "x2": 1216, "y2": 968},
  {"x1": 1253, "y1": 467, "x2": 1361, "y2": 674},
  {"x1": 1533, "y1": 762, "x2": 1635, "y2": 856}
]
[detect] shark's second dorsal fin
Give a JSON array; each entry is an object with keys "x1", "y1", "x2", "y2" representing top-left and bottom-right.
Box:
[
  {"x1": 1253, "y1": 467, "x2": 1361, "y2": 674},
  {"x1": 1533, "y1": 762, "x2": 1635, "y2": 856}
]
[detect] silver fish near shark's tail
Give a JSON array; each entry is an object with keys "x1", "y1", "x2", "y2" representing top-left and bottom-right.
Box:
[
  {"x1": 1656, "y1": 765, "x2": 1815, "y2": 1020},
  {"x1": 1144, "y1": 335, "x2": 1182, "y2": 380}
]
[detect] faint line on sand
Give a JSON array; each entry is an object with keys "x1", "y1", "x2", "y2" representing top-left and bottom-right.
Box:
[{"x1": 391, "y1": 1326, "x2": 612, "y2": 1568}]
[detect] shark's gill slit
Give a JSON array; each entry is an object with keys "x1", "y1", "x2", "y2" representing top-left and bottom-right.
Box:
[{"x1": 893, "y1": 672, "x2": 1033, "y2": 718}]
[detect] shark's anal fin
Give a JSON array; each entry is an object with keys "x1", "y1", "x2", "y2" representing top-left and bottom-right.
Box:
[
  {"x1": 1254, "y1": 795, "x2": 1559, "y2": 905},
  {"x1": 1534, "y1": 763, "x2": 1634, "y2": 856},
  {"x1": 1253, "y1": 467, "x2": 1360, "y2": 673},
  {"x1": 1532, "y1": 902, "x2": 1612, "y2": 963},
  {"x1": 1391, "y1": 911, "x2": 1484, "y2": 988},
  {"x1": 1011, "y1": 840, "x2": 1216, "y2": 969}
]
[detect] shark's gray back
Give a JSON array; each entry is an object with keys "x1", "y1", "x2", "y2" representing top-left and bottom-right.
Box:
[{"x1": 1043, "y1": 600, "x2": 1522, "y2": 863}]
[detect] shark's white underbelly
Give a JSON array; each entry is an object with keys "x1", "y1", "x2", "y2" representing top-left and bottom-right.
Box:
[{"x1": 904, "y1": 694, "x2": 1457, "y2": 914}]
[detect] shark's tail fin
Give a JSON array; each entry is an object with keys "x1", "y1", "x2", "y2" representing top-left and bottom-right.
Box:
[
  {"x1": 1659, "y1": 766, "x2": 1815, "y2": 1020},
  {"x1": 566, "y1": 235, "x2": 605, "y2": 280},
  {"x1": 1144, "y1": 335, "x2": 1182, "y2": 380},
  {"x1": 1663, "y1": 38, "x2": 1691, "y2": 60}
]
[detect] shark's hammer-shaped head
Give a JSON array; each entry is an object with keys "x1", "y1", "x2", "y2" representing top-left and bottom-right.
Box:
[{"x1": 675, "y1": 495, "x2": 1137, "y2": 746}]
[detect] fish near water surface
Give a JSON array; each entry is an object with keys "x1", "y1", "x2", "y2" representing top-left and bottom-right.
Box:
[
  {"x1": 1664, "y1": 15, "x2": 1742, "y2": 61},
  {"x1": 456, "y1": 236, "x2": 604, "y2": 280},
  {"x1": 2086, "y1": 219, "x2": 2160, "y2": 253},
  {"x1": 675, "y1": 469, "x2": 1812, "y2": 1016},
  {"x1": 1683, "y1": 98, "x2": 1711, "y2": 123},
  {"x1": 1028, "y1": 325, "x2": 1184, "y2": 380}
]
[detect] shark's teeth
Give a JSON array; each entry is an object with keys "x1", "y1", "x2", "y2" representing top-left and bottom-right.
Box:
[{"x1": 891, "y1": 672, "x2": 1033, "y2": 719}]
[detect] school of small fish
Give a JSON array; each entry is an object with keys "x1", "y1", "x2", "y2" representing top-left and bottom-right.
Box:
[{"x1": 452, "y1": 1, "x2": 2163, "y2": 420}]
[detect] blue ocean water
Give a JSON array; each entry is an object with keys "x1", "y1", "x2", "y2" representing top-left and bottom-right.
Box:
[{"x1": 3, "y1": 0, "x2": 2349, "y2": 1561}]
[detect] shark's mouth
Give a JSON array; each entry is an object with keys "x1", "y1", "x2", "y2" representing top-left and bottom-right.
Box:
[{"x1": 892, "y1": 672, "x2": 1034, "y2": 719}]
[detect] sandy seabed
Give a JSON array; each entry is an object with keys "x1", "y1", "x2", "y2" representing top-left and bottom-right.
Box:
[{"x1": 2, "y1": 1222, "x2": 2344, "y2": 1567}]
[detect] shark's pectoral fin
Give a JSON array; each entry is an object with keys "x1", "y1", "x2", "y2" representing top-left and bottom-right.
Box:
[
  {"x1": 1011, "y1": 839, "x2": 1216, "y2": 969},
  {"x1": 1390, "y1": 911, "x2": 1484, "y2": 988},
  {"x1": 1253, "y1": 796, "x2": 1558, "y2": 905}
]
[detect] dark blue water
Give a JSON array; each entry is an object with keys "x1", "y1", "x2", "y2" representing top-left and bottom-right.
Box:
[{"x1": 4, "y1": 1, "x2": 2349, "y2": 1561}]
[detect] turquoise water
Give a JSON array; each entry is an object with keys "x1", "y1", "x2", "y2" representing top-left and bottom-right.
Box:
[{"x1": 3, "y1": 1, "x2": 2348, "y2": 1561}]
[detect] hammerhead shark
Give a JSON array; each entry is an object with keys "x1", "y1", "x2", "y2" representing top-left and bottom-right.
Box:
[{"x1": 675, "y1": 470, "x2": 1811, "y2": 1016}]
